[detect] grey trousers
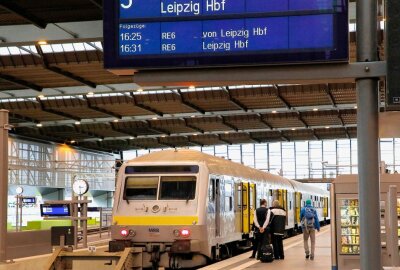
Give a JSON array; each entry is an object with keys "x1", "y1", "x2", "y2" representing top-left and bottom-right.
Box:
[{"x1": 303, "y1": 228, "x2": 316, "y2": 256}]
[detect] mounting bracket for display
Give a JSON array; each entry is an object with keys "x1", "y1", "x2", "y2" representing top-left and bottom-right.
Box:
[{"x1": 133, "y1": 62, "x2": 386, "y2": 87}]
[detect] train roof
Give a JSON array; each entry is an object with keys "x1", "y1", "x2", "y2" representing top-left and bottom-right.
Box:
[
  {"x1": 288, "y1": 179, "x2": 329, "y2": 196},
  {"x1": 126, "y1": 149, "x2": 323, "y2": 192}
]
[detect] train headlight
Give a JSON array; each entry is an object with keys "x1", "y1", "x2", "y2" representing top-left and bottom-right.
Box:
[
  {"x1": 173, "y1": 229, "x2": 180, "y2": 237},
  {"x1": 180, "y1": 229, "x2": 190, "y2": 237},
  {"x1": 120, "y1": 228, "x2": 129, "y2": 237}
]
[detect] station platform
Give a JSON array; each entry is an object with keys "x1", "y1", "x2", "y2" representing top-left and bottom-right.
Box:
[
  {"x1": 200, "y1": 225, "x2": 331, "y2": 270},
  {"x1": 0, "y1": 233, "x2": 110, "y2": 270}
]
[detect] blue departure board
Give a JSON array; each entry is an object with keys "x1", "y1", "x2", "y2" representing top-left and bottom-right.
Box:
[{"x1": 104, "y1": 0, "x2": 348, "y2": 69}]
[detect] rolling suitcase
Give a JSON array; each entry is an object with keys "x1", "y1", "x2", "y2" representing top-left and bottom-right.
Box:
[{"x1": 259, "y1": 244, "x2": 274, "y2": 263}]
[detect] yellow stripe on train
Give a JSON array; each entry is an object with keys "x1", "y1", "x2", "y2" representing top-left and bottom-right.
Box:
[{"x1": 113, "y1": 216, "x2": 199, "y2": 226}]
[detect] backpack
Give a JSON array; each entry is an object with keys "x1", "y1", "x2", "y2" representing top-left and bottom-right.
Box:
[
  {"x1": 302, "y1": 207, "x2": 315, "y2": 230},
  {"x1": 259, "y1": 244, "x2": 274, "y2": 263}
]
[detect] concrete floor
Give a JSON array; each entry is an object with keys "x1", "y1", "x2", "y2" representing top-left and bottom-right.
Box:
[{"x1": 201, "y1": 226, "x2": 332, "y2": 270}]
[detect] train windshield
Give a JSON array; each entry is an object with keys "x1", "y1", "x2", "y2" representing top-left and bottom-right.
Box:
[
  {"x1": 124, "y1": 176, "x2": 158, "y2": 200},
  {"x1": 159, "y1": 176, "x2": 196, "y2": 200}
]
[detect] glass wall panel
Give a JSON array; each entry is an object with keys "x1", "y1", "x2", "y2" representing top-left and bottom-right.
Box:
[
  {"x1": 215, "y1": 145, "x2": 228, "y2": 159},
  {"x1": 255, "y1": 144, "x2": 269, "y2": 172},
  {"x1": 309, "y1": 141, "x2": 323, "y2": 178},
  {"x1": 381, "y1": 139, "x2": 394, "y2": 172},
  {"x1": 295, "y1": 141, "x2": 309, "y2": 179},
  {"x1": 242, "y1": 144, "x2": 255, "y2": 168},
  {"x1": 337, "y1": 140, "x2": 351, "y2": 175},
  {"x1": 228, "y1": 145, "x2": 242, "y2": 163},
  {"x1": 269, "y1": 142, "x2": 282, "y2": 175},
  {"x1": 282, "y1": 142, "x2": 296, "y2": 179}
]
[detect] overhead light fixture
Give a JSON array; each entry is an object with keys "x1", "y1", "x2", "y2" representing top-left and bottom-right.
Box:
[
  {"x1": 152, "y1": 117, "x2": 158, "y2": 120},
  {"x1": 37, "y1": 40, "x2": 47, "y2": 45},
  {"x1": 37, "y1": 94, "x2": 45, "y2": 99},
  {"x1": 113, "y1": 119, "x2": 119, "y2": 123},
  {"x1": 75, "y1": 121, "x2": 81, "y2": 125},
  {"x1": 291, "y1": 128, "x2": 296, "y2": 131},
  {"x1": 272, "y1": 110, "x2": 277, "y2": 114},
  {"x1": 354, "y1": 105, "x2": 358, "y2": 109},
  {"x1": 191, "y1": 115, "x2": 196, "y2": 118},
  {"x1": 70, "y1": 140, "x2": 76, "y2": 144},
  {"x1": 98, "y1": 139, "x2": 103, "y2": 142},
  {"x1": 161, "y1": 135, "x2": 166, "y2": 138},
  {"x1": 129, "y1": 137, "x2": 134, "y2": 140},
  {"x1": 325, "y1": 126, "x2": 330, "y2": 129},
  {"x1": 313, "y1": 108, "x2": 318, "y2": 111},
  {"x1": 87, "y1": 92, "x2": 94, "y2": 96},
  {"x1": 36, "y1": 123, "x2": 43, "y2": 127},
  {"x1": 225, "y1": 131, "x2": 229, "y2": 134},
  {"x1": 136, "y1": 88, "x2": 143, "y2": 92},
  {"x1": 193, "y1": 134, "x2": 198, "y2": 136},
  {"x1": 189, "y1": 85, "x2": 195, "y2": 90}
]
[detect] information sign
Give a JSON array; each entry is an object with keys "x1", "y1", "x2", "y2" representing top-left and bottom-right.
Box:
[
  {"x1": 40, "y1": 204, "x2": 71, "y2": 217},
  {"x1": 104, "y1": 0, "x2": 348, "y2": 69}
]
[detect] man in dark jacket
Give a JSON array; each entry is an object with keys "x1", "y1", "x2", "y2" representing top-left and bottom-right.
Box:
[
  {"x1": 270, "y1": 200, "x2": 287, "y2": 260},
  {"x1": 251, "y1": 199, "x2": 272, "y2": 259}
]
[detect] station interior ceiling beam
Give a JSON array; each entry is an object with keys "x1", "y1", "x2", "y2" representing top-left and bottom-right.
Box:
[
  {"x1": 0, "y1": 73, "x2": 43, "y2": 92},
  {"x1": 0, "y1": 2, "x2": 47, "y2": 29}
]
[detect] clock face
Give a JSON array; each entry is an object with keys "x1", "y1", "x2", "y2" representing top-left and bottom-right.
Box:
[{"x1": 72, "y1": 179, "x2": 89, "y2": 195}]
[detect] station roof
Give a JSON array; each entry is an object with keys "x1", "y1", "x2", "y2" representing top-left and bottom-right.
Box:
[{"x1": 0, "y1": 1, "x2": 385, "y2": 153}]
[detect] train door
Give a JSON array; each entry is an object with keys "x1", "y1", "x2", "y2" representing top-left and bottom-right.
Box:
[
  {"x1": 242, "y1": 182, "x2": 249, "y2": 233},
  {"x1": 295, "y1": 192, "x2": 302, "y2": 224},
  {"x1": 249, "y1": 183, "x2": 256, "y2": 227},
  {"x1": 278, "y1": 189, "x2": 284, "y2": 207},
  {"x1": 323, "y1": 197, "x2": 329, "y2": 218},
  {"x1": 234, "y1": 182, "x2": 242, "y2": 233},
  {"x1": 215, "y1": 178, "x2": 221, "y2": 237}
]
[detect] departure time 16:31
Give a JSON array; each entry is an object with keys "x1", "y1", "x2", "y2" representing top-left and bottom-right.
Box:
[{"x1": 120, "y1": 44, "x2": 142, "y2": 53}]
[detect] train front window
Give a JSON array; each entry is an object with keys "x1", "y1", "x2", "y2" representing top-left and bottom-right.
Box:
[
  {"x1": 159, "y1": 176, "x2": 196, "y2": 200},
  {"x1": 124, "y1": 176, "x2": 158, "y2": 200}
]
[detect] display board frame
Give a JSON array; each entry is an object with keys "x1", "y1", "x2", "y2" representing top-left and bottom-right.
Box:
[{"x1": 104, "y1": 0, "x2": 349, "y2": 70}]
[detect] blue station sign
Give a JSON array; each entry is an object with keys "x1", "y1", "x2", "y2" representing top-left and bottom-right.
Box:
[{"x1": 104, "y1": 0, "x2": 348, "y2": 69}]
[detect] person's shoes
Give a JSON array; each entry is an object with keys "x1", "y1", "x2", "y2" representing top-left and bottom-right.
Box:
[
  {"x1": 310, "y1": 255, "x2": 314, "y2": 260},
  {"x1": 249, "y1": 256, "x2": 255, "y2": 259},
  {"x1": 305, "y1": 254, "x2": 310, "y2": 259},
  {"x1": 280, "y1": 256, "x2": 284, "y2": 260}
]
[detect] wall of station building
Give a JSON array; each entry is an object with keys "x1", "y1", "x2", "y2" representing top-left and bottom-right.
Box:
[
  {"x1": 7, "y1": 136, "x2": 116, "y2": 227},
  {"x1": 125, "y1": 138, "x2": 400, "y2": 180}
]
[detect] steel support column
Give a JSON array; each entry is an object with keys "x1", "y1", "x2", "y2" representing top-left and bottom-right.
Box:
[
  {"x1": 0, "y1": 110, "x2": 9, "y2": 262},
  {"x1": 356, "y1": 0, "x2": 380, "y2": 266}
]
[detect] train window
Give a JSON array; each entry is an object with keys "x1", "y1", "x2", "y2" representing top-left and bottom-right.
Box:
[
  {"x1": 250, "y1": 186, "x2": 254, "y2": 210},
  {"x1": 209, "y1": 178, "x2": 215, "y2": 202},
  {"x1": 124, "y1": 176, "x2": 158, "y2": 200},
  {"x1": 225, "y1": 196, "x2": 233, "y2": 212},
  {"x1": 289, "y1": 201, "x2": 292, "y2": 210},
  {"x1": 125, "y1": 165, "x2": 199, "y2": 174},
  {"x1": 159, "y1": 176, "x2": 196, "y2": 200}
]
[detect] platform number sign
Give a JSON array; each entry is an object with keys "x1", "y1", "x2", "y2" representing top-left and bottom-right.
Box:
[{"x1": 121, "y1": 0, "x2": 133, "y2": 10}]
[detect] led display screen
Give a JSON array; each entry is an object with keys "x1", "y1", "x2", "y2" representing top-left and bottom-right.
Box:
[{"x1": 104, "y1": 0, "x2": 348, "y2": 69}]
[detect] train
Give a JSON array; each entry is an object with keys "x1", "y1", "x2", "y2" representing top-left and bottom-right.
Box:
[{"x1": 110, "y1": 149, "x2": 330, "y2": 269}]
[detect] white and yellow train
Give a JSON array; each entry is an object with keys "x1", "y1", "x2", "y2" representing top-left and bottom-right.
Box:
[{"x1": 110, "y1": 149, "x2": 329, "y2": 269}]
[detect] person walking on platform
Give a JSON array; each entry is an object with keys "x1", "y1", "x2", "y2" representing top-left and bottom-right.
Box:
[
  {"x1": 251, "y1": 199, "x2": 272, "y2": 259},
  {"x1": 300, "y1": 199, "x2": 320, "y2": 260},
  {"x1": 270, "y1": 200, "x2": 287, "y2": 260}
]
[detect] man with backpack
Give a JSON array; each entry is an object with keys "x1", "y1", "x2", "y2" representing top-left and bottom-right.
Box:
[{"x1": 300, "y1": 199, "x2": 320, "y2": 260}]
